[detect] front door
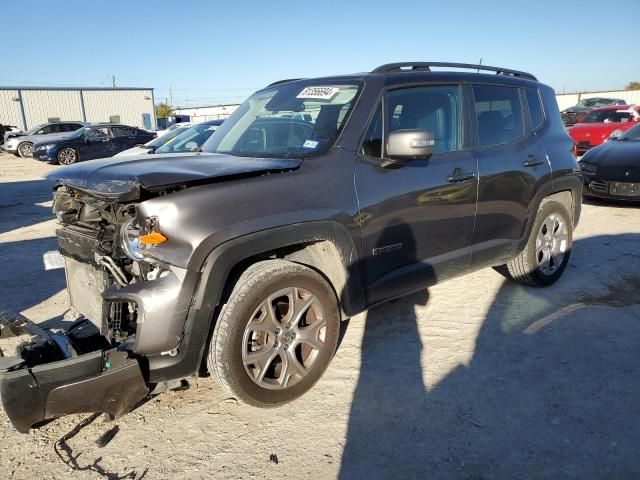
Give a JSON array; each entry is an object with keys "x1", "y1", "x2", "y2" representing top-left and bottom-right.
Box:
[
  {"x1": 355, "y1": 84, "x2": 478, "y2": 305},
  {"x1": 83, "y1": 127, "x2": 114, "y2": 159},
  {"x1": 469, "y1": 84, "x2": 552, "y2": 267},
  {"x1": 111, "y1": 126, "x2": 139, "y2": 153}
]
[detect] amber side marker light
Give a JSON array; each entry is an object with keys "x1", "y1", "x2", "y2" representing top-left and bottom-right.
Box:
[{"x1": 139, "y1": 232, "x2": 167, "y2": 246}]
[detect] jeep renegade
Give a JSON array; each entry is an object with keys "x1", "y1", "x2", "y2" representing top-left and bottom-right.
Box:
[{"x1": 0, "y1": 62, "x2": 581, "y2": 432}]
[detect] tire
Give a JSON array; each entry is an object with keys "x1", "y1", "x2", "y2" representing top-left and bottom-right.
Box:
[
  {"x1": 207, "y1": 259, "x2": 340, "y2": 407},
  {"x1": 17, "y1": 142, "x2": 33, "y2": 158},
  {"x1": 57, "y1": 147, "x2": 78, "y2": 165},
  {"x1": 497, "y1": 201, "x2": 573, "y2": 287}
]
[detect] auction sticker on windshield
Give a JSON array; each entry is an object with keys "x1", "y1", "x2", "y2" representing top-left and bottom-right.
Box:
[{"x1": 297, "y1": 87, "x2": 339, "y2": 100}]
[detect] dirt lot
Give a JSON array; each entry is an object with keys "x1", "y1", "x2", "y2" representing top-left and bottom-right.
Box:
[{"x1": 0, "y1": 153, "x2": 639, "y2": 479}]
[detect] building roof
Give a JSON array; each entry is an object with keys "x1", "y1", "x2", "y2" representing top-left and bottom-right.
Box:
[{"x1": 0, "y1": 86, "x2": 153, "y2": 91}]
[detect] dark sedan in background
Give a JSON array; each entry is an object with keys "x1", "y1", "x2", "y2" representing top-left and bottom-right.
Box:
[
  {"x1": 580, "y1": 124, "x2": 640, "y2": 202},
  {"x1": 32, "y1": 124, "x2": 156, "y2": 164}
]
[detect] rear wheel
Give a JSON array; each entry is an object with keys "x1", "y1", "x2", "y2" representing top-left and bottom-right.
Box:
[
  {"x1": 17, "y1": 142, "x2": 33, "y2": 158},
  {"x1": 208, "y1": 260, "x2": 340, "y2": 406},
  {"x1": 57, "y1": 148, "x2": 78, "y2": 165},
  {"x1": 497, "y1": 201, "x2": 573, "y2": 287}
]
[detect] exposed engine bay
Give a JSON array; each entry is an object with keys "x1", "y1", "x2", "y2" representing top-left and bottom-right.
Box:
[{"x1": 52, "y1": 185, "x2": 167, "y2": 344}]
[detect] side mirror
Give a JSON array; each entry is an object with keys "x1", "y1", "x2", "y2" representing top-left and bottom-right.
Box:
[
  {"x1": 84, "y1": 136, "x2": 91, "y2": 144},
  {"x1": 383, "y1": 129, "x2": 434, "y2": 167}
]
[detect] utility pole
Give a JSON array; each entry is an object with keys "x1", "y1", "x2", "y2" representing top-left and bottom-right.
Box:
[
  {"x1": 112, "y1": 75, "x2": 116, "y2": 88},
  {"x1": 169, "y1": 84, "x2": 173, "y2": 106}
]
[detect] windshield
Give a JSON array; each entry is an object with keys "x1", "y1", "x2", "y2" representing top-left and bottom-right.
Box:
[
  {"x1": 582, "y1": 109, "x2": 635, "y2": 124},
  {"x1": 616, "y1": 124, "x2": 640, "y2": 141},
  {"x1": 145, "y1": 127, "x2": 186, "y2": 149},
  {"x1": 577, "y1": 98, "x2": 619, "y2": 108},
  {"x1": 155, "y1": 122, "x2": 221, "y2": 154},
  {"x1": 68, "y1": 127, "x2": 90, "y2": 139},
  {"x1": 25, "y1": 123, "x2": 46, "y2": 135},
  {"x1": 201, "y1": 81, "x2": 361, "y2": 158}
]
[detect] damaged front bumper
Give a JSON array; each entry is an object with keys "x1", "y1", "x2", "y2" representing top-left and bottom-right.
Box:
[{"x1": 0, "y1": 311, "x2": 148, "y2": 433}]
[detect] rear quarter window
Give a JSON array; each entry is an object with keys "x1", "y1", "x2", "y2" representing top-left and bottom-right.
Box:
[{"x1": 525, "y1": 88, "x2": 545, "y2": 131}]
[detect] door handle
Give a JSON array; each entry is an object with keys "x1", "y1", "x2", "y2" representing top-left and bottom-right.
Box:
[
  {"x1": 522, "y1": 155, "x2": 545, "y2": 167},
  {"x1": 446, "y1": 169, "x2": 476, "y2": 183}
]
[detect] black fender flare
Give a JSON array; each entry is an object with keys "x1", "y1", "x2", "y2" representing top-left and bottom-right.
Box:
[
  {"x1": 146, "y1": 220, "x2": 364, "y2": 382},
  {"x1": 518, "y1": 174, "x2": 582, "y2": 253}
]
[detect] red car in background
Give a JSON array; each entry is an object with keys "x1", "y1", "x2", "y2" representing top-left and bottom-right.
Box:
[{"x1": 569, "y1": 105, "x2": 640, "y2": 155}]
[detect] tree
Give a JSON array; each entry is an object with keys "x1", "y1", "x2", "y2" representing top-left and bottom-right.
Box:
[
  {"x1": 625, "y1": 81, "x2": 640, "y2": 91},
  {"x1": 155, "y1": 102, "x2": 173, "y2": 118}
]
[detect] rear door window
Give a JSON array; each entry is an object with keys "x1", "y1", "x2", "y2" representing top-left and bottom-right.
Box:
[
  {"x1": 473, "y1": 85, "x2": 524, "y2": 146},
  {"x1": 524, "y1": 88, "x2": 545, "y2": 131}
]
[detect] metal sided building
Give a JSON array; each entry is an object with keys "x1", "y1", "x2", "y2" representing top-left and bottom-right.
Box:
[{"x1": 0, "y1": 86, "x2": 157, "y2": 131}]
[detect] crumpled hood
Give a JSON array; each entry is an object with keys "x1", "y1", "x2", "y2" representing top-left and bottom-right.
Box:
[{"x1": 45, "y1": 152, "x2": 303, "y2": 201}]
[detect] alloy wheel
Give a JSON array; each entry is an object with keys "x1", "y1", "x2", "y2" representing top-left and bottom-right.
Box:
[
  {"x1": 535, "y1": 212, "x2": 568, "y2": 275},
  {"x1": 242, "y1": 287, "x2": 327, "y2": 390},
  {"x1": 18, "y1": 143, "x2": 33, "y2": 157},
  {"x1": 58, "y1": 148, "x2": 77, "y2": 165}
]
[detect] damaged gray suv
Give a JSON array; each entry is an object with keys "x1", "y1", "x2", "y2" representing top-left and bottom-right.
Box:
[{"x1": 0, "y1": 62, "x2": 581, "y2": 432}]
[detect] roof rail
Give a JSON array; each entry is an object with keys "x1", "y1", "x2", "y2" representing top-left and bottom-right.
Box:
[
  {"x1": 267, "y1": 78, "x2": 302, "y2": 87},
  {"x1": 372, "y1": 62, "x2": 537, "y2": 81}
]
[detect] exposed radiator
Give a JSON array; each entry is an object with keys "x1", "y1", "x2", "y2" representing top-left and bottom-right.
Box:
[{"x1": 56, "y1": 227, "x2": 100, "y2": 266}]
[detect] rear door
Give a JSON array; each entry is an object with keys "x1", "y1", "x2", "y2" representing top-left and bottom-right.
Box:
[
  {"x1": 355, "y1": 84, "x2": 478, "y2": 305},
  {"x1": 469, "y1": 83, "x2": 551, "y2": 268}
]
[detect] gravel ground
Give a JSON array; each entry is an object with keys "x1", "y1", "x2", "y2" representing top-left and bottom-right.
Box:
[{"x1": 0, "y1": 153, "x2": 639, "y2": 479}]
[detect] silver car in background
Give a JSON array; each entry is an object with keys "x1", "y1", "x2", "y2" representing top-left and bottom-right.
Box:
[
  {"x1": 115, "y1": 119, "x2": 224, "y2": 157},
  {"x1": 2, "y1": 121, "x2": 88, "y2": 157}
]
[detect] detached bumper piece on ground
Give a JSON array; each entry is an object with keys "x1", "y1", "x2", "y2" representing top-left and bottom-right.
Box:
[{"x1": 0, "y1": 311, "x2": 148, "y2": 433}]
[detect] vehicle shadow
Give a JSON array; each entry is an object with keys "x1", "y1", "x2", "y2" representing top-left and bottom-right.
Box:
[
  {"x1": 0, "y1": 179, "x2": 55, "y2": 236},
  {"x1": 0, "y1": 237, "x2": 65, "y2": 313},
  {"x1": 54, "y1": 413, "x2": 149, "y2": 479},
  {"x1": 339, "y1": 233, "x2": 640, "y2": 479},
  {"x1": 582, "y1": 196, "x2": 640, "y2": 209}
]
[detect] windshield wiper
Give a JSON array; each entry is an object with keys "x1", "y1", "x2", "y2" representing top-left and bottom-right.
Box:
[{"x1": 283, "y1": 147, "x2": 314, "y2": 159}]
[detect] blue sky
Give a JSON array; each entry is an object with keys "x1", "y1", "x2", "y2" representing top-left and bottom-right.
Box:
[{"x1": 2, "y1": 0, "x2": 638, "y2": 106}]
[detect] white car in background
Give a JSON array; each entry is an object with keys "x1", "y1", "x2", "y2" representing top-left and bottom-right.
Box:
[{"x1": 154, "y1": 121, "x2": 192, "y2": 138}]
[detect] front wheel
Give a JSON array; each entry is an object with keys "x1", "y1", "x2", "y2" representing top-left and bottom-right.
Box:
[
  {"x1": 208, "y1": 260, "x2": 340, "y2": 406},
  {"x1": 57, "y1": 148, "x2": 78, "y2": 165},
  {"x1": 17, "y1": 142, "x2": 33, "y2": 158},
  {"x1": 497, "y1": 201, "x2": 573, "y2": 287}
]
